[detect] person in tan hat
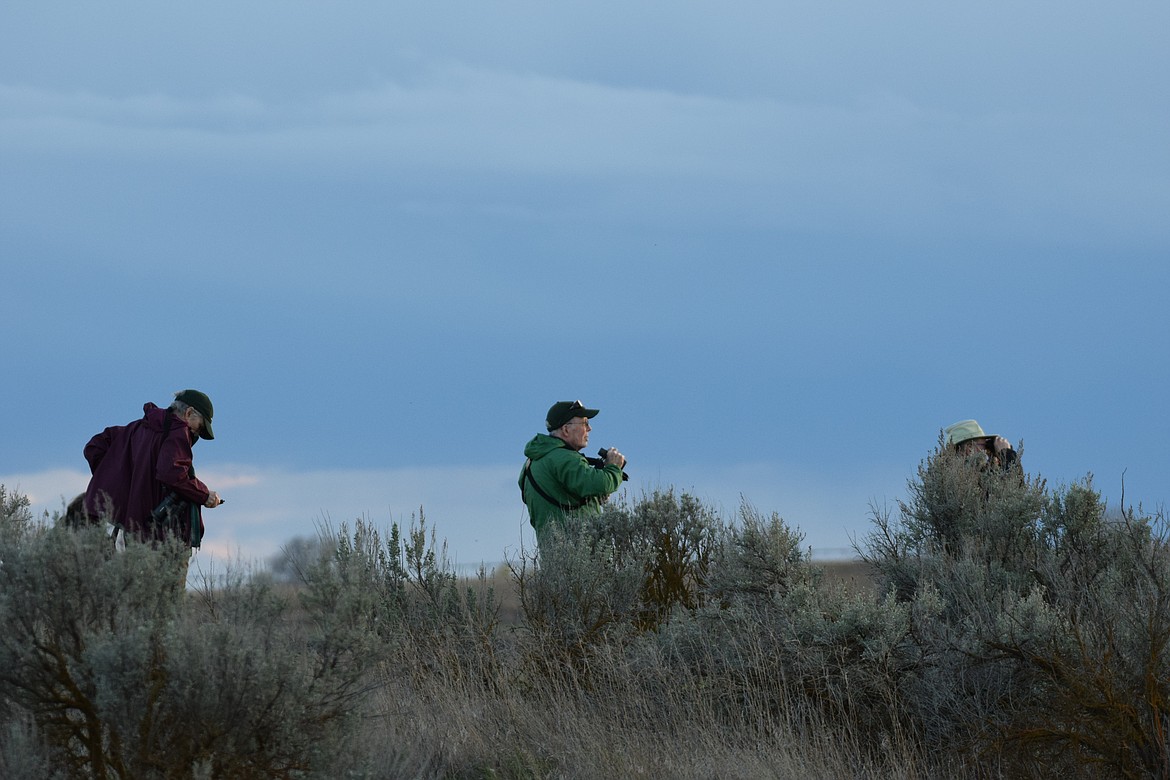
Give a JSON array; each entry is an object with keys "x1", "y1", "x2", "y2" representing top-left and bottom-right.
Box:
[
  {"x1": 943, "y1": 419, "x2": 1018, "y2": 470},
  {"x1": 83, "y1": 389, "x2": 225, "y2": 550},
  {"x1": 519, "y1": 400, "x2": 627, "y2": 547}
]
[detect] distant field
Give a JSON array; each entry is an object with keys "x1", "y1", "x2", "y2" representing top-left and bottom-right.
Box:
[
  {"x1": 819, "y1": 557, "x2": 881, "y2": 594},
  {"x1": 480, "y1": 557, "x2": 881, "y2": 626}
]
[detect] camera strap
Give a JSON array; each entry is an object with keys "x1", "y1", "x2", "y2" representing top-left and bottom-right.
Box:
[
  {"x1": 151, "y1": 411, "x2": 176, "y2": 512},
  {"x1": 520, "y1": 458, "x2": 586, "y2": 512},
  {"x1": 151, "y1": 411, "x2": 201, "y2": 545}
]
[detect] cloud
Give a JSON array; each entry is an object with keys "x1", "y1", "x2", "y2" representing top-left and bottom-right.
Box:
[
  {"x1": 5, "y1": 64, "x2": 1165, "y2": 248},
  {"x1": 0, "y1": 469, "x2": 89, "y2": 514},
  {"x1": 3, "y1": 0, "x2": 1167, "y2": 259}
]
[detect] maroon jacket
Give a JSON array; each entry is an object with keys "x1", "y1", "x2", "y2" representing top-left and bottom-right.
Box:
[{"x1": 83, "y1": 402, "x2": 209, "y2": 545}]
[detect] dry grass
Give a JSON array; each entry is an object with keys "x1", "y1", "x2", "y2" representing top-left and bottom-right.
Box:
[
  {"x1": 482, "y1": 557, "x2": 881, "y2": 627},
  {"x1": 819, "y1": 557, "x2": 882, "y2": 595},
  {"x1": 8, "y1": 477, "x2": 1165, "y2": 779},
  {"x1": 357, "y1": 632, "x2": 931, "y2": 780}
]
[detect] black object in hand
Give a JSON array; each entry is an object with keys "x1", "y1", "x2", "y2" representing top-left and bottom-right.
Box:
[{"x1": 589, "y1": 448, "x2": 629, "y2": 481}]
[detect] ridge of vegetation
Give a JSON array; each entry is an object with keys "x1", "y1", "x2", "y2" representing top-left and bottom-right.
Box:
[{"x1": 1, "y1": 443, "x2": 1166, "y2": 778}]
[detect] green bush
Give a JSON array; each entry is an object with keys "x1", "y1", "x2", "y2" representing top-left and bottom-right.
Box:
[
  {"x1": 861, "y1": 444, "x2": 1170, "y2": 777},
  {"x1": 0, "y1": 487, "x2": 375, "y2": 779},
  {"x1": 510, "y1": 503, "x2": 649, "y2": 677},
  {"x1": 510, "y1": 490, "x2": 721, "y2": 680},
  {"x1": 635, "y1": 503, "x2": 915, "y2": 757},
  {"x1": 7, "y1": 455, "x2": 1169, "y2": 780},
  {"x1": 299, "y1": 511, "x2": 503, "y2": 691}
]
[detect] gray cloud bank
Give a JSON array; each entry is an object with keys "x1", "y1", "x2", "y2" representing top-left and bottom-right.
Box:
[{"x1": 2, "y1": 1, "x2": 1166, "y2": 533}]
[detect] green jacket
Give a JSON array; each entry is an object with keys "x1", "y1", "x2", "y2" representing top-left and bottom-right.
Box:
[{"x1": 519, "y1": 433, "x2": 625, "y2": 543}]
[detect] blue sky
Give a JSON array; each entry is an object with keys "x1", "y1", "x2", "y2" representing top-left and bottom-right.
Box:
[{"x1": 3, "y1": 2, "x2": 1167, "y2": 573}]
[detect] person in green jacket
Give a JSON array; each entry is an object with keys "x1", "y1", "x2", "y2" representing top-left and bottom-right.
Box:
[{"x1": 519, "y1": 400, "x2": 627, "y2": 547}]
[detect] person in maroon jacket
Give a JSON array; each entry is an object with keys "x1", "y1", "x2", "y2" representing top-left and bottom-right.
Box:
[{"x1": 83, "y1": 389, "x2": 224, "y2": 548}]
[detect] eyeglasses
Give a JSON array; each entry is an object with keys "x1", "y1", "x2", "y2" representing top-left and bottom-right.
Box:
[{"x1": 564, "y1": 420, "x2": 591, "y2": 429}]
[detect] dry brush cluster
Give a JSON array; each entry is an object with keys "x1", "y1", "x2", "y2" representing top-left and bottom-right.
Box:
[{"x1": 1, "y1": 445, "x2": 1167, "y2": 778}]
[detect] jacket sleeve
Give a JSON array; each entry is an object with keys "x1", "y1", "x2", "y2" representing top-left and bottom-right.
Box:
[
  {"x1": 155, "y1": 427, "x2": 211, "y2": 504},
  {"x1": 548, "y1": 449, "x2": 624, "y2": 503},
  {"x1": 83, "y1": 429, "x2": 112, "y2": 474}
]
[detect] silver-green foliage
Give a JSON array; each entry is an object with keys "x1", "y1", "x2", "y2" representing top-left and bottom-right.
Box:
[
  {"x1": 514, "y1": 493, "x2": 916, "y2": 761},
  {"x1": 0, "y1": 485, "x2": 373, "y2": 779},
  {"x1": 512, "y1": 501, "x2": 650, "y2": 672},
  {"x1": 511, "y1": 489, "x2": 724, "y2": 681},
  {"x1": 11, "y1": 458, "x2": 1169, "y2": 779},
  {"x1": 640, "y1": 502, "x2": 914, "y2": 748},
  {"x1": 299, "y1": 511, "x2": 502, "y2": 690},
  {"x1": 861, "y1": 445, "x2": 1170, "y2": 777}
]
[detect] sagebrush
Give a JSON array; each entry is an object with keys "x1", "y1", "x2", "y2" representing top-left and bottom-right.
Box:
[{"x1": 1, "y1": 455, "x2": 1165, "y2": 778}]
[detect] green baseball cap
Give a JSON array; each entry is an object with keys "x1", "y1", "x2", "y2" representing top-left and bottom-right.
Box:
[
  {"x1": 944, "y1": 419, "x2": 993, "y2": 447},
  {"x1": 546, "y1": 399, "x2": 599, "y2": 431},
  {"x1": 176, "y1": 389, "x2": 215, "y2": 440}
]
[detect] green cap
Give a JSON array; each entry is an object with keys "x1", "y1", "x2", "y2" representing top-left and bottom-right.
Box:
[
  {"x1": 176, "y1": 389, "x2": 215, "y2": 440},
  {"x1": 944, "y1": 419, "x2": 992, "y2": 448},
  {"x1": 546, "y1": 400, "x2": 599, "y2": 431}
]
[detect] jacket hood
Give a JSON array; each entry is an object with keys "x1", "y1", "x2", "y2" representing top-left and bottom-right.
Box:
[
  {"x1": 524, "y1": 433, "x2": 573, "y2": 461},
  {"x1": 141, "y1": 402, "x2": 167, "y2": 429},
  {"x1": 141, "y1": 402, "x2": 194, "y2": 444}
]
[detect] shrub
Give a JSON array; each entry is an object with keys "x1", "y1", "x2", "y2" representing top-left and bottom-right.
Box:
[
  {"x1": 609, "y1": 489, "x2": 721, "y2": 624},
  {"x1": 0, "y1": 522, "x2": 185, "y2": 777},
  {"x1": 864, "y1": 441, "x2": 1047, "y2": 606},
  {"x1": 643, "y1": 503, "x2": 916, "y2": 755},
  {"x1": 860, "y1": 445, "x2": 1170, "y2": 778},
  {"x1": 510, "y1": 489, "x2": 721, "y2": 679},
  {"x1": 8, "y1": 458, "x2": 1168, "y2": 779},
  {"x1": 705, "y1": 501, "x2": 812, "y2": 605},
  {"x1": 983, "y1": 502, "x2": 1170, "y2": 777},
  {"x1": 0, "y1": 485, "x2": 378, "y2": 779},
  {"x1": 298, "y1": 511, "x2": 503, "y2": 691},
  {"x1": 510, "y1": 504, "x2": 648, "y2": 677}
]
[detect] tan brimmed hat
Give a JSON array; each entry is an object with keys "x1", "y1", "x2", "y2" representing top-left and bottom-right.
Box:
[{"x1": 944, "y1": 419, "x2": 994, "y2": 447}]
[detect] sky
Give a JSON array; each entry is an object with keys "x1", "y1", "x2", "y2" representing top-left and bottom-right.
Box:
[{"x1": 2, "y1": 2, "x2": 1167, "y2": 576}]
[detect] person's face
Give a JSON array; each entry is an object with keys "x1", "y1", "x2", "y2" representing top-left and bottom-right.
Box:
[
  {"x1": 958, "y1": 437, "x2": 993, "y2": 467},
  {"x1": 182, "y1": 407, "x2": 205, "y2": 438},
  {"x1": 960, "y1": 438, "x2": 991, "y2": 456},
  {"x1": 560, "y1": 416, "x2": 591, "y2": 450}
]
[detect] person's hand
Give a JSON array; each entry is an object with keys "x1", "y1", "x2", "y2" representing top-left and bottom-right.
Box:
[
  {"x1": 991, "y1": 436, "x2": 1013, "y2": 455},
  {"x1": 605, "y1": 447, "x2": 626, "y2": 470},
  {"x1": 205, "y1": 491, "x2": 223, "y2": 508}
]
